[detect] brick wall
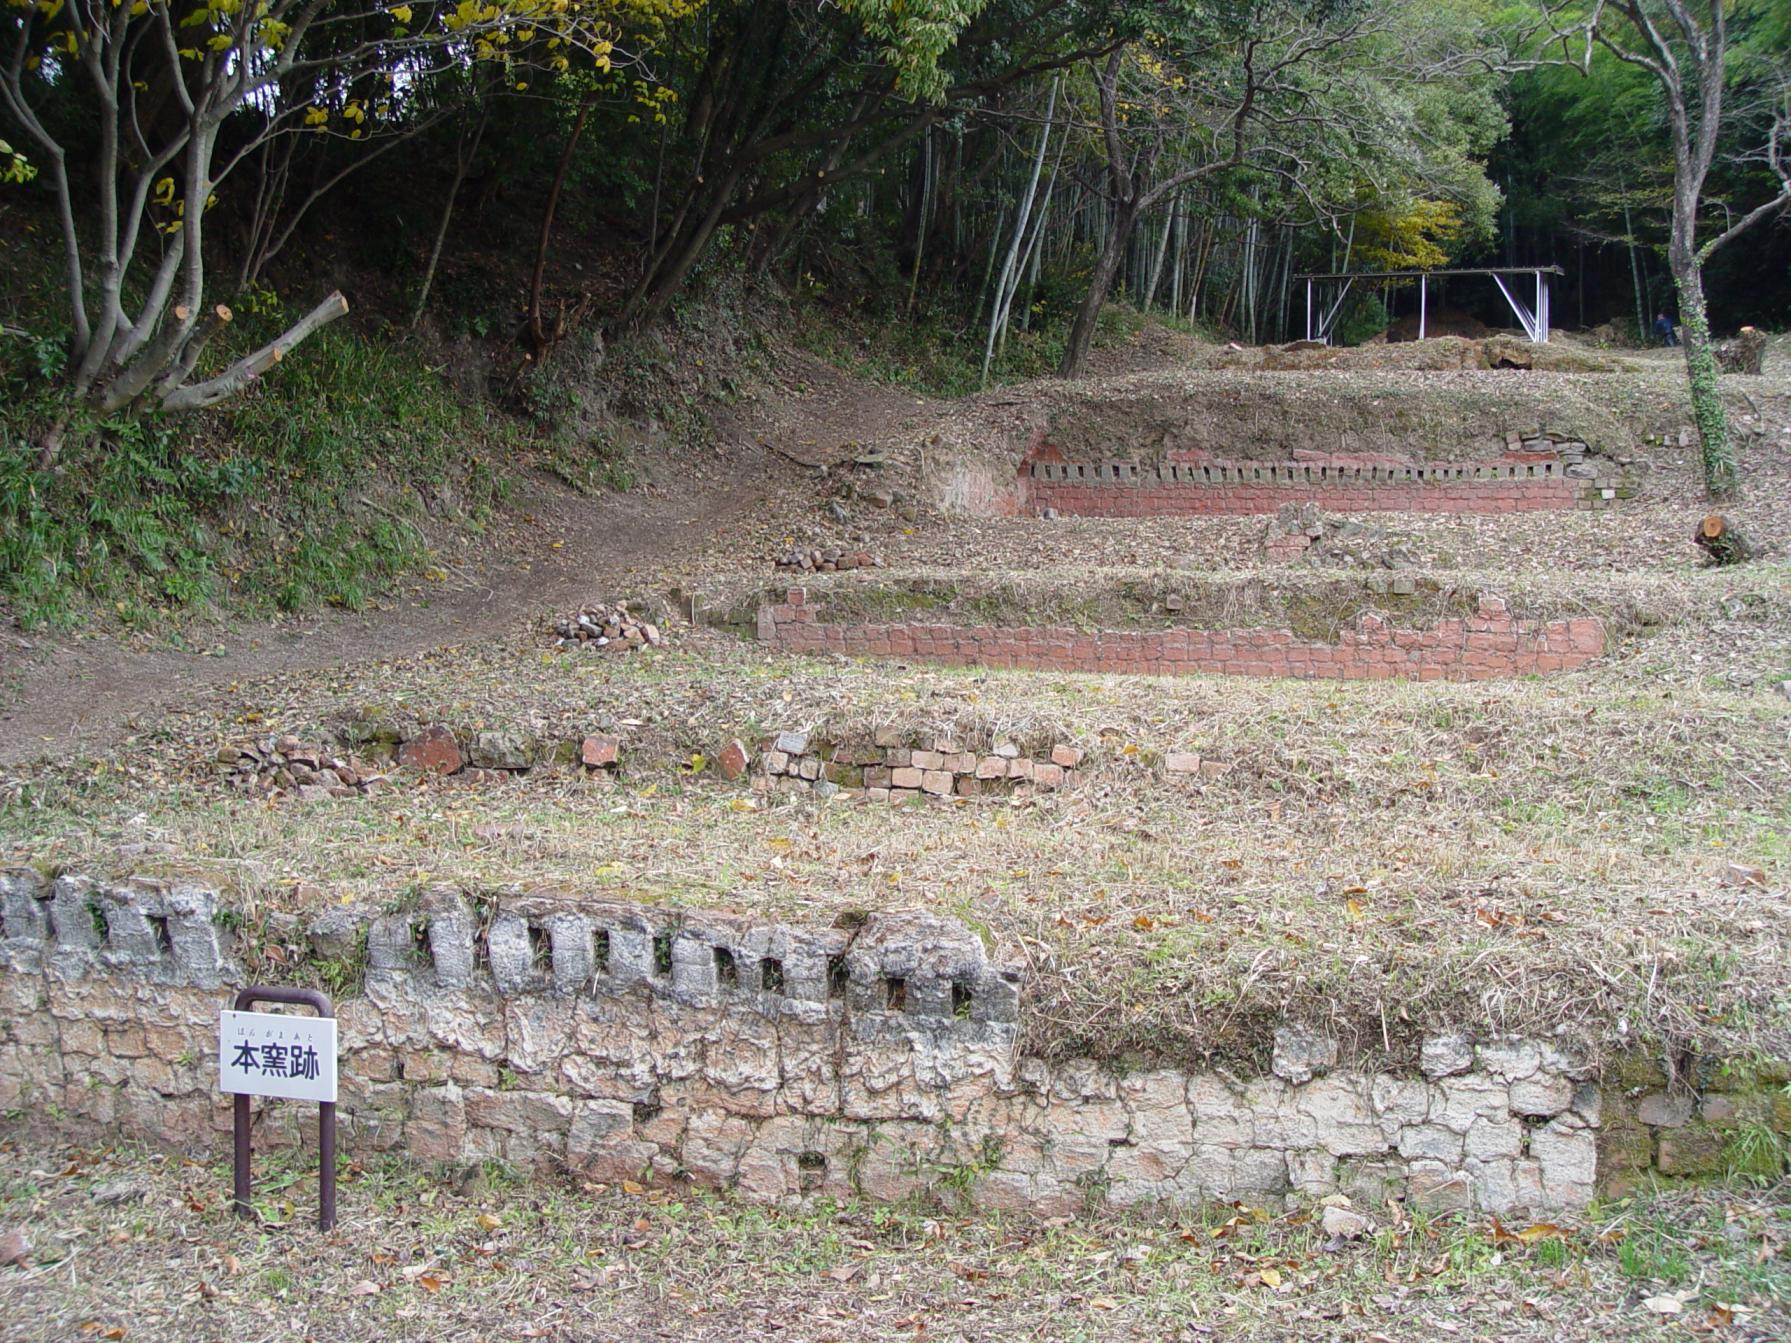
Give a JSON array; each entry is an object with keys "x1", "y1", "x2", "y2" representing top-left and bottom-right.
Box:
[
  {"x1": 759, "y1": 590, "x2": 1606, "y2": 682},
  {"x1": 1023, "y1": 459, "x2": 1616, "y2": 517}
]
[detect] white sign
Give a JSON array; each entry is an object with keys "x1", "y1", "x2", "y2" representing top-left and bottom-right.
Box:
[{"x1": 219, "y1": 1010, "x2": 338, "y2": 1103}]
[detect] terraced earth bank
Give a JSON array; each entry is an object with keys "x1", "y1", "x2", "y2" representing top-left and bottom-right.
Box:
[{"x1": 3, "y1": 335, "x2": 1789, "y2": 1241}]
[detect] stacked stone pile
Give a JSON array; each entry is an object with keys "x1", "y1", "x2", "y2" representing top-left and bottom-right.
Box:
[
  {"x1": 759, "y1": 727, "x2": 1082, "y2": 802},
  {"x1": 552, "y1": 602, "x2": 663, "y2": 651},
  {"x1": 775, "y1": 543, "x2": 882, "y2": 574},
  {"x1": 1261, "y1": 504, "x2": 1415, "y2": 568},
  {"x1": 216, "y1": 735, "x2": 389, "y2": 802}
]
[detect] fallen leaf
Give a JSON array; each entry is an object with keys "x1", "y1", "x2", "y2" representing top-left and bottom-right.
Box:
[
  {"x1": 0, "y1": 1228, "x2": 30, "y2": 1266},
  {"x1": 1088, "y1": 1298, "x2": 1118, "y2": 1311},
  {"x1": 1515, "y1": 1223, "x2": 1567, "y2": 1244},
  {"x1": 416, "y1": 1274, "x2": 443, "y2": 1293},
  {"x1": 1641, "y1": 1294, "x2": 1684, "y2": 1315},
  {"x1": 1259, "y1": 1268, "x2": 1282, "y2": 1288},
  {"x1": 350, "y1": 1280, "x2": 381, "y2": 1296},
  {"x1": 475, "y1": 1213, "x2": 501, "y2": 1232},
  {"x1": 622, "y1": 1180, "x2": 646, "y2": 1196},
  {"x1": 824, "y1": 1264, "x2": 859, "y2": 1282}
]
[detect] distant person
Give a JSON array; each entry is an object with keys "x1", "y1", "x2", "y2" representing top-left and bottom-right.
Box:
[{"x1": 1653, "y1": 311, "x2": 1678, "y2": 347}]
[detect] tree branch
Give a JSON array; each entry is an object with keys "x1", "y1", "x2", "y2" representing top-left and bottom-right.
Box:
[{"x1": 159, "y1": 292, "x2": 350, "y2": 412}]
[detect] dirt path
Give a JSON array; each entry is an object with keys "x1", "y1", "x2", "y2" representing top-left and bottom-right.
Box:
[
  {"x1": 0, "y1": 466, "x2": 774, "y2": 766},
  {"x1": 0, "y1": 348, "x2": 941, "y2": 768}
]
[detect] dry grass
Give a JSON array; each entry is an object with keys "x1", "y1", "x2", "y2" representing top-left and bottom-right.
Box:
[
  {"x1": 2, "y1": 1135, "x2": 1787, "y2": 1343},
  {"x1": 3, "y1": 557, "x2": 1788, "y2": 1071}
]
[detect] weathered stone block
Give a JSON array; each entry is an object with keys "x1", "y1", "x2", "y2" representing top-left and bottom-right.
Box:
[{"x1": 1271, "y1": 1025, "x2": 1336, "y2": 1085}]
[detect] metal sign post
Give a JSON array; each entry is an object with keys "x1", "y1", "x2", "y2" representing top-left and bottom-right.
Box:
[{"x1": 221, "y1": 986, "x2": 338, "y2": 1231}]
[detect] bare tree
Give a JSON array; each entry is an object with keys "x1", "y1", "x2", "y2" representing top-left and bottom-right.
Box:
[
  {"x1": 1543, "y1": 1, "x2": 1791, "y2": 497},
  {"x1": 1, "y1": 0, "x2": 628, "y2": 460}
]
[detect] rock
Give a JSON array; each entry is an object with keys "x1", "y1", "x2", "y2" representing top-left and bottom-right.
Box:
[
  {"x1": 581, "y1": 735, "x2": 621, "y2": 770},
  {"x1": 1050, "y1": 744, "x2": 1083, "y2": 768},
  {"x1": 1636, "y1": 1092, "x2": 1694, "y2": 1128},
  {"x1": 398, "y1": 726, "x2": 463, "y2": 776},
  {"x1": 0, "y1": 1228, "x2": 30, "y2": 1266},
  {"x1": 1421, "y1": 1032, "x2": 1475, "y2": 1079},
  {"x1": 1164, "y1": 752, "x2": 1201, "y2": 774},
  {"x1": 307, "y1": 906, "x2": 365, "y2": 959},
  {"x1": 1320, "y1": 1204, "x2": 1374, "y2": 1240},
  {"x1": 470, "y1": 731, "x2": 529, "y2": 771},
  {"x1": 774, "y1": 731, "x2": 810, "y2": 756},
  {"x1": 717, "y1": 739, "x2": 750, "y2": 781},
  {"x1": 1271, "y1": 1026, "x2": 1337, "y2": 1085},
  {"x1": 90, "y1": 1178, "x2": 147, "y2": 1206}
]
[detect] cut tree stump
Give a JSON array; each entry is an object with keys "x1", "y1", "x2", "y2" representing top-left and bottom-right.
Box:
[
  {"x1": 1713, "y1": 326, "x2": 1766, "y2": 376},
  {"x1": 1694, "y1": 514, "x2": 1754, "y2": 565}
]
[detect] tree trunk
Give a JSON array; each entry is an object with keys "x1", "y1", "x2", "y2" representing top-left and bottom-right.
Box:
[
  {"x1": 412, "y1": 109, "x2": 488, "y2": 329},
  {"x1": 1059, "y1": 199, "x2": 1136, "y2": 379},
  {"x1": 1671, "y1": 260, "x2": 1737, "y2": 498},
  {"x1": 528, "y1": 91, "x2": 596, "y2": 355},
  {"x1": 1693, "y1": 513, "x2": 1753, "y2": 565}
]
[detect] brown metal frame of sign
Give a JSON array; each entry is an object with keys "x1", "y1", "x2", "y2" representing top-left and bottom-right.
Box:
[{"x1": 231, "y1": 985, "x2": 337, "y2": 1231}]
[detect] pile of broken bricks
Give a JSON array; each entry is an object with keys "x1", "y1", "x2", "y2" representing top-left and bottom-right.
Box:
[{"x1": 731, "y1": 728, "x2": 1084, "y2": 802}]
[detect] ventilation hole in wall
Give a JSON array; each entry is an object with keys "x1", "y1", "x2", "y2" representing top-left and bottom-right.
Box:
[
  {"x1": 632, "y1": 1100, "x2": 661, "y2": 1126},
  {"x1": 884, "y1": 976, "x2": 907, "y2": 1013},
  {"x1": 951, "y1": 982, "x2": 974, "y2": 1020},
  {"x1": 714, "y1": 946, "x2": 738, "y2": 988},
  {"x1": 593, "y1": 928, "x2": 611, "y2": 973},
  {"x1": 412, "y1": 919, "x2": 434, "y2": 967},
  {"x1": 146, "y1": 914, "x2": 174, "y2": 958},
  {"x1": 89, "y1": 900, "x2": 110, "y2": 943},
  {"x1": 652, "y1": 932, "x2": 674, "y2": 978},
  {"x1": 528, "y1": 923, "x2": 553, "y2": 974},
  {"x1": 797, "y1": 1150, "x2": 827, "y2": 1171},
  {"x1": 826, "y1": 955, "x2": 849, "y2": 1000},
  {"x1": 761, "y1": 957, "x2": 785, "y2": 995}
]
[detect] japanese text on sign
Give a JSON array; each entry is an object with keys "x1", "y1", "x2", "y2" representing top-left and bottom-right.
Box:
[{"x1": 219, "y1": 1009, "x2": 337, "y2": 1103}]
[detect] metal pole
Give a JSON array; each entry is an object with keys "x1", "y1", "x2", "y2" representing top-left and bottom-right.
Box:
[
  {"x1": 1536, "y1": 270, "x2": 1543, "y2": 344},
  {"x1": 1419, "y1": 274, "x2": 1427, "y2": 341},
  {"x1": 319, "y1": 1101, "x2": 337, "y2": 1229},
  {"x1": 230, "y1": 986, "x2": 338, "y2": 1232},
  {"x1": 1305, "y1": 278, "x2": 1312, "y2": 342},
  {"x1": 233, "y1": 1093, "x2": 251, "y2": 1220}
]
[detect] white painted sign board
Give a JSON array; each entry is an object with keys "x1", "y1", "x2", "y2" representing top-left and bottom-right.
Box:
[{"x1": 219, "y1": 1009, "x2": 337, "y2": 1103}]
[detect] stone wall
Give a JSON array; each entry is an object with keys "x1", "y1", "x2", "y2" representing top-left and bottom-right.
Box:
[
  {"x1": 758, "y1": 589, "x2": 1606, "y2": 682},
  {"x1": 752, "y1": 728, "x2": 1081, "y2": 802},
  {"x1": 0, "y1": 865, "x2": 1701, "y2": 1219},
  {"x1": 1023, "y1": 459, "x2": 1617, "y2": 518}
]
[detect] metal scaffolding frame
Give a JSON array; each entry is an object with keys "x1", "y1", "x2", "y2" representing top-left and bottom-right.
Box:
[{"x1": 1293, "y1": 266, "x2": 1566, "y2": 345}]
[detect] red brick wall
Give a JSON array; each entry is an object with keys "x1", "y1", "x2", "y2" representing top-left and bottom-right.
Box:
[
  {"x1": 760, "y1": 590, "x2": 1605, "y2": 682},
  {"x1": 1023, "y1": 459, "x2": 1596, "y2": 516}
]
